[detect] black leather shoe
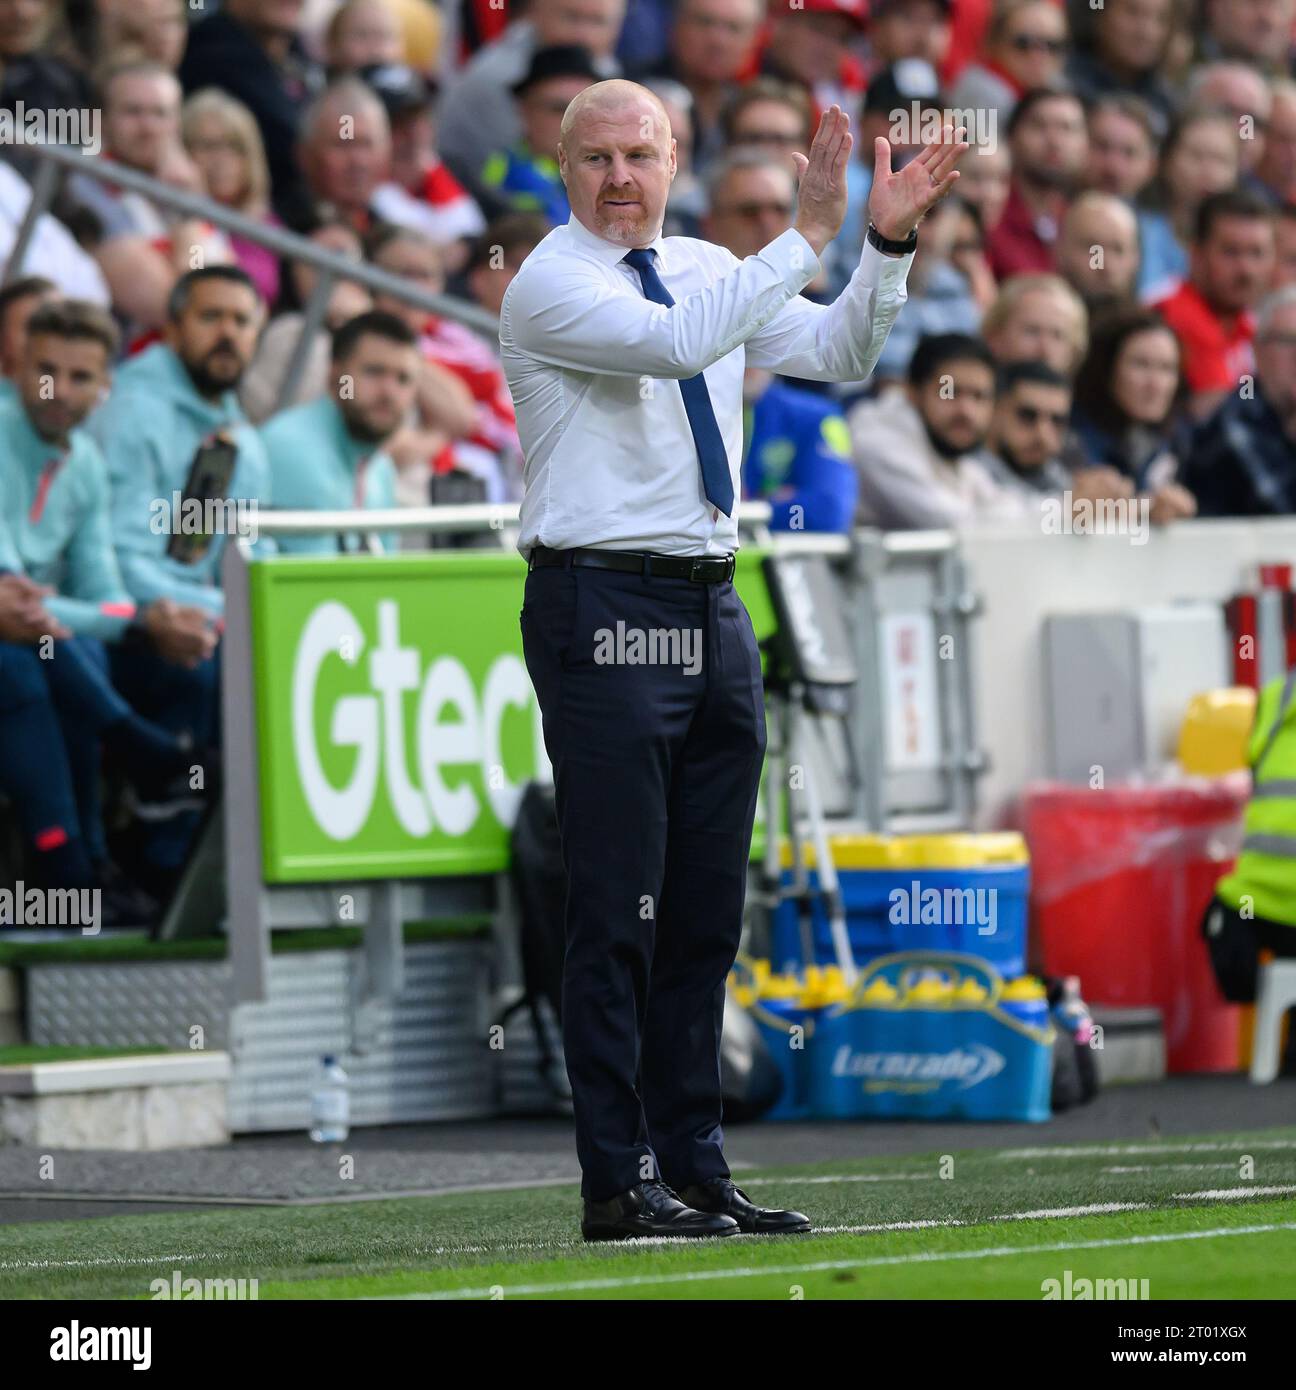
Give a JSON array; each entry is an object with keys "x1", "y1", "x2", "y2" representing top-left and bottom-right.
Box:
[
  {"x1": 675, "y1": 1177, "x2": 812, "y2": 1234},
  {"x1": 581, "y1": 1180, "x2": 740, "y2": 1241}
]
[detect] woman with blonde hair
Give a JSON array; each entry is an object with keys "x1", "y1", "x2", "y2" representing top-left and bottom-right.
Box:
[
  {"x1": 181, "y1": 88, "x2": 282, "y2": 306},
  {"x1": 982, "y1": 273, "x2": 1089, "y2": 377}
]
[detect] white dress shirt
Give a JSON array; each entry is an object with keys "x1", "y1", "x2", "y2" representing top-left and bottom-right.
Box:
[{"x1": 500, "y1": 212, "x2": 913, "y2": 557}]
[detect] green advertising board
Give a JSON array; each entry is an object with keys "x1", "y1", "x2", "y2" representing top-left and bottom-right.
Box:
[{"x1": 250, "y1": 549, "x2": 774, "y2": 882}]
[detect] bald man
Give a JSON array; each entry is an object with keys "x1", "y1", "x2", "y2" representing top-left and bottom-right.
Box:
[
  {"x1": 1055, "y1": 192, "x2": 1141, "y2": 313},
  {"x1": 502, "y1": 78, "x2": 968, "y2": 1240}
]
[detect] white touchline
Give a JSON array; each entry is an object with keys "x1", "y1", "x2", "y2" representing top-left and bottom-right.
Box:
[
  {"x1": 1103, "y1": 1164, "x2": 1239, "y2": 1174},
  {"x1": 390, "y1": 1222, "x2": 1296, "y2": 1300},
  {"x1": 1172, "y1": 1186, "x2": 1296, "y2": 1200},
  {"x1": 1000, "y1": 1140, "x2": 1296, "y2": 1159},
  {"x1": 740, "y1": 1173, "x2": 932, "y2": 1186}
]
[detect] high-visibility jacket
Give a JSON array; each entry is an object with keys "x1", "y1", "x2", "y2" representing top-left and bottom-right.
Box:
[{"x1": 1216, "y1": 669, "x2": 1296, "y2": 929}]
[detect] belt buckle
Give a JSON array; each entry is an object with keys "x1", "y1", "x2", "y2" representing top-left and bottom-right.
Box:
[
  {"x1": 724, "y1": 554, "x2": 735, "y2": 583},
  {"x1": 689, "y1": 557, "x2": 707, "y2": 583}
]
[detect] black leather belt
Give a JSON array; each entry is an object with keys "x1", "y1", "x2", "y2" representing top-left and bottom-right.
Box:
[{"x1": 527, "y1": 544, "x2": 736, "y2": 584}]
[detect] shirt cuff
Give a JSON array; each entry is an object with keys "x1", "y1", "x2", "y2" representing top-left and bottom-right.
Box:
[
  {"x1": 768, "y1": 227, "x2": 823, "y2": 289},
  {"x1": 856, "y1": 237, "x2": 916, "y2": 288}
]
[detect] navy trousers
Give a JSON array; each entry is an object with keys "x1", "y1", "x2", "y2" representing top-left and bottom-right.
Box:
[{"x1": 520, "y1": 560, "x2": 767, "y2": 1202}]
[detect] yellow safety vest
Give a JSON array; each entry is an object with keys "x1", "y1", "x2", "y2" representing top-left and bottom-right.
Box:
[{"x1": 1216, "y1": 669, "x2": 1296, "y2": 929}]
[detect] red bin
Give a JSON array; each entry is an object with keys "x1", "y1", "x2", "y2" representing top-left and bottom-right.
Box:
[{"x1": 1019, "y1": 783, "x2": 1248, "y2": 1073}]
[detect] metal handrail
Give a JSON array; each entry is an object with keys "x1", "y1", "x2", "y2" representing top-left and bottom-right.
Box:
[{"x1": 1, "y1": 142, "x2": 501, "y2": 411}]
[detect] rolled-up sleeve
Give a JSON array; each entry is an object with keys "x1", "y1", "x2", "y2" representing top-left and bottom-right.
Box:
[
  {"x1": 745, "y1": 242, "x2": 914, "y2": 383},
  {"x1": 502, "y1": 228, "x2": 822, "y2": 380}
]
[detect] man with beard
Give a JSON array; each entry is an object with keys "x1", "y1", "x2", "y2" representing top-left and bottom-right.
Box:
[
  {"x1": 260, "y1": 311, "x2": 419, "y2": 554},
  {"x1": 849, "y1": 332, "x2": 1041, "y2": 528},
  {"x1": 87, "y1": 265, "x2": 269, "y2": 890},
  {"x1": 0, "y1": 300, "x2": 219, "y2": 916},
  {"x1": 988, "y1": 85, "x2": 1089, "y2": 280}
]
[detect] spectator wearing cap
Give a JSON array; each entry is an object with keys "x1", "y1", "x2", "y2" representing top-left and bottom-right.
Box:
[
  {"x1": 1065, "y1": 0, "x2": 1176, "y2": 137},
  {"x1": 1054, "y1": 191, "x2": 1141, "y2": 317},
  {"x1": 866, "y1": 0, "x2": 952, "y2": 76},
  {"x1": 827, "y1": 59, "x2": 943, "y2": 298},
  {"x1": 759, "y1": 0, "x2": 869, "y2": 126},
  {"x1": 1179, "y1": 284, "x2": 1296, "y2": 515},
  {"x1": 848, "y1": 333, "x2": 1040, "y2": 529},
  {"x1": 1134, "y1": 107, "x2": 1238, "y2": 300},
  {"x1": 324, "y1": 0, "x2": 402, "y2": 72},
  {"x1": 1152, "y1": 189, "x2": 1277, "y2": 420},
  {"x1": 180, "y1": 0, "x2": 326, "y2": 220},
  {"x1": 948, "y1": 0, "x2": 1069, "y2": 125},
  {"x1": 479, "y1": 45, "x2": 601, "y2": 228},
  {"x1": 988, "y1": 85, "x2": 1088, "y2": 280},
  {"x1": 364, "y1": 63, "x2": 486, "y2": 274},
  {"x1": 436, "y1": 0, "x2": 625, "y2": 195},
  {"x1": 626, "y1": 0, "x2": 765, "y2": 175},
  {"x1": 182, "y1": 89, "x2": 284, "y2": 308}
]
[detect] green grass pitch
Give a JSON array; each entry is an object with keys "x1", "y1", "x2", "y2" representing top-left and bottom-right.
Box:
[{"x1": 2, "y1": 1128, "x2": 1295, "y2": 1300}]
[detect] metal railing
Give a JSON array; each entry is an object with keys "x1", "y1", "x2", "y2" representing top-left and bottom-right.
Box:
[{"x1": 0, "y1": 143, "x2": 500, "y2": 412}]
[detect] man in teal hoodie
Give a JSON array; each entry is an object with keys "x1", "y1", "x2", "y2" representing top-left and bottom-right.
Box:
[
  {"x1": 0, "y1": 300, "x2": 220, "y2": 909},
  {"x1": 86, "y1": 265, "x2": 269, "y2": 886},
  {"x1": 261, "y1": 310, "x2": 419, "y2": 555}
]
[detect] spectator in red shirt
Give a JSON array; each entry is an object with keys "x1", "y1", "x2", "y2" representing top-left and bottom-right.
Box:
[
  {"x1": 988, "y1": 84, "x2": 1088, "y2": 280},
  {"x1": 1153, "y1": 189, "x2": 1277, "y2": 419}
]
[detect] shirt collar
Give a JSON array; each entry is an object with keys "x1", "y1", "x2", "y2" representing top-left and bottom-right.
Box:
[{"x1": 564, "y1": 212, "x2": 670, "y2": 274}]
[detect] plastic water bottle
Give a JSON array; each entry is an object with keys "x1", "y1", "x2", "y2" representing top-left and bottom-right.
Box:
[{"x1": 309, "y1": 1054, "x2": 350, "y2": 1142}]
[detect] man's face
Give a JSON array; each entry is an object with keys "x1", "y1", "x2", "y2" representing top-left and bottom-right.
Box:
[
  {"x1": 559, "y1": 98, "x2": 676, "y2": 246},
  {"x1": 869, "y1": 0, "x2": 950, "y2": 65},
  {"x1": 1194, "y1": 215, "x2": 1277, "y2": 314},
  {"x1": 768, "y1": 11, "x2": 857, "y2": 86},
  {"x1": 167, "y1": 280, "x2": 262, "y2": 396},
  {"x1": 330, "y1": 0, "x2": 401, "y2": 69},
  {"x1": 1258, "y1": 94, "x2": 1296, "y2": 203},
  {"x1": 104, "y1": 0, "x2": 188, "y2": 70},
  {"x1": 106, "y1": 72, "x2": 182, "y2": 173},
  {"x1": 372, "y1": 237, "x2": 442, "y2": 333},
  {"x1": 1255, "y1": 299, "x2": 1296, "y2": 414},
  {"x1": 1087, "y1": 108, "x2": 1156, "y2": 197},
  {"x1": 990, "y1": 381, "x2": 1071, "y2": 471},
  {"x1": 335, "y1": 335, "x2": 419, "y2": 443},
  {"x1": 1191, "y1": 71, "x2": 1270, "y2": 174},
  {"x1": 996, "y1": 0, "x2": 1068, "y2": 91},
  {"x1": 1057, "y1": 205, "x2": 1140, "y2": 305},
  {"x1": 990, "y1": 289, "x2": 1079, "y2": 375},
  {"x1": 521, "y1": 75, "x2": 595, "y2": 161},
  {"x1": 534, "y1": 0, "x2": 626, "y2": 57},
  {"x1": 672, "y1": 0, "x2": 762, "y2": 83},
  {"x1": 0, "y1": 0, "x2": 45, "y2": 58},
  {"x1": 0, "y1": 286, "x2": 56, "y2": 376},
  {"x1": 704, "y1": 165, "x2": 796, "y2": 260},
  {"x1": 911, "y1": 358, "x2": 996, "y2": 458},
  {"x1": 1206, "y1": 0, "x2": 1294, "y2": 67},
  {"x1": 19, "y1": 333, "x2": 110, "y2": 442},
  {"x1": 1011, "y1": 96, "x2": 1088, "y2": 189},
  {"x1": 729, "y1": 98, "x2": 808, "y2": 156},
  {"x1": 306, "y1": 103, "x2": 390, "y2": 214},
  {"x1": 1097, "y1": 0, "x2": 1172, "y2": 72}
]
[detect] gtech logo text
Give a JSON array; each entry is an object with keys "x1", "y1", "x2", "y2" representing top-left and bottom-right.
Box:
[{"x1": 291, "y1": 599, "x2": 546, "y2": 840}]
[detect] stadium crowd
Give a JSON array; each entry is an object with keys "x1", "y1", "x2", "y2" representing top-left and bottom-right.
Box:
[{"x1": 1, "y1": 0, "x2": 1296, "y2": 918}]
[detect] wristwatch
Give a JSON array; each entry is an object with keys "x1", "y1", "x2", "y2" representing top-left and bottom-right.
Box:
[{"x1": 866, "y1": 221, "x2": 918, "y2": 255}]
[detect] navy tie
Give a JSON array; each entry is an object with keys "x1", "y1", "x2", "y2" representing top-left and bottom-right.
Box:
[{"x1": 622, "y1": 247, "x2": 734, "y2": 518}]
